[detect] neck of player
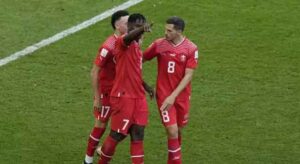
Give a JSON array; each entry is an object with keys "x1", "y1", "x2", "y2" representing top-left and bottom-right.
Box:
[
  {"x1": 171, "y1": 35, "x2": 184, "y2": 45},
  {"x1": 115, "y1": 30, "x2": 121, "y2": 36}
]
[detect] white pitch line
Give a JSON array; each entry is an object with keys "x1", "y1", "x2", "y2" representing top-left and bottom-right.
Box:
[{"x1": 0, "y1": 0, "x2": 143, "y2": 67}]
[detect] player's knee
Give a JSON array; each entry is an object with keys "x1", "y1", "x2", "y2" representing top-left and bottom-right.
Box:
[
  {"x1": 166, "y1": 125, "x2": 179, "y2": 138},
  {"x1": 94, "y1": 119, "x2": 101, "y2": 127},
  {"x1": 94, "y1": 120, "x2": 107, "y2": 128},
  {"x1": 130, "y1": 125, "x2": 145, "y2": 141},
  {"x1": 109, "y1": 130, "x2": 126, "y2": 142}
]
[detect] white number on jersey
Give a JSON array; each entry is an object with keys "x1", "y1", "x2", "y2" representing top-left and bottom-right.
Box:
[
  {"x1": 122, "y1": 119, "x2": 130, "y2": 130},
  {"x1": 167, "y1": 61, "x2": 175, "y2": 73},
  {"x1": 100, "y1": 106, "x2": 110, "y2": 118},
  {"x1": 162, "y1": 111, "x2": 170, "y2": 122}
]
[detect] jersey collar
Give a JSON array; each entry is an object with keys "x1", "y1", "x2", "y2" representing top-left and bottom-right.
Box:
[{"x1": 169, "y1": 37, "x2": 186, "y2": 47}]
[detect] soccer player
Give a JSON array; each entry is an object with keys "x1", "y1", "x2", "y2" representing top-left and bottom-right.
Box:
[
  {"x1": 143, "y1": 16, "x2": 199, "y2": 164},
  {"x1": 98, "y1": 13, "x2": 152, "y2": 164},
  {"x1": 83, "y1": 10, "x2": 129, "y2": 164}
]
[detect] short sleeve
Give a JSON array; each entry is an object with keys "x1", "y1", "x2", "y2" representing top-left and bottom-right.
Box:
[
  {"x1": 186, "y1": 48, "x2": 199, "y2": 69},
  {"x1": 94, "y1": 47, "x2": 112, "y2": 67}
]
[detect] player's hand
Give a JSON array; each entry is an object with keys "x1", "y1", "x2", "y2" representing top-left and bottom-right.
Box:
[
  {"x1": 142, "y1": 81, "x2": 155, "y2": 100},
  {"x1": 143, "y1": 22, "x2": 153, "y2": 32},
  {"x1": 160, "y1": 95, "x2": 176, "y2": 111},
  {"x1": 93, "y1": 97, "x2": 101, "y2": 112},
  {"x1": 146, "y1": 86, "x2": 155, "y2": 100}
]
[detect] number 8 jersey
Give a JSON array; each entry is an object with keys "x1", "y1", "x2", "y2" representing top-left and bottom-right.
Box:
[{"x1": 143, "y1": 37, "x2": 198, "y2": 101}]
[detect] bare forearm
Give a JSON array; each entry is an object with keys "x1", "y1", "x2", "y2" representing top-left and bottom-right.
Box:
[
  {"x1": 171, "y1": 70, "x2": 193, "y2": 98},
  {"x1": 92, "y1": 77, "x2": 99, "y2": 97},
  {"x1": 124, "y1": 23, "x2": 152, "y2": 45},
  {"x1": 91, "y1": 65, "x2": 100, "y2": 98},
  {"x1": 142, "y1": 80, "x2": 151, "y2": 92},
  {"x1": 123, "y1": 26, "x2": 145, "y2": 45}
]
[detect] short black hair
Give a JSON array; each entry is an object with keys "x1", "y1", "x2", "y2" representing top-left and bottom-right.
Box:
[
  {"x1": 166, "y1": 16, "x2": 185, "y2": 31},
  {"x1": 111, "y1": 10, "x2": 129, "y2": 29},
  {"x1": 128, "y1": 13, "x2": 146, "y2": 24}
]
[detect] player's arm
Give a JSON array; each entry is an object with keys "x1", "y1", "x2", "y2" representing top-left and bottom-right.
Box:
[
  {"x1": 91, "y1": 64, "x2": 101, "y2": 109},
  {"x1": 142, "y1": 80, "x2": 155, "y2": 100},
  {"x1": 160, "y1": 68, "x2": 194, "y2": 111},
  {"x1": 143, "y1": 42, "x2": 157, "y2": 62},
  {"x1": 123, "y1": 23, "x2": 152, "y2": 46}
]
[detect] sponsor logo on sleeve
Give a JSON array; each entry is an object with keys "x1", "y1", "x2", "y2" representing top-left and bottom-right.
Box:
[
  {"x1": 194, "y1": 50, "x2": 198, "y2": 59},
  {"x1": 100, "y1": 48, "x2": 109, "y2": 58}
]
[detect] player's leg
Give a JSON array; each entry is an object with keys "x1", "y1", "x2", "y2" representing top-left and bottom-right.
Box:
[
  {"x1": 176, "y1": 99, "x2": 190, "y2": 146},
  {"x1": 98, "y1": 130, "x2": 126, "y2": 164},
  {"x1": 157, "y1": 99, "x2": 182, "y2": 164},
  {"x1": 84, "y1": 117, "x2": 107, "y2": 164},
  {"x1": 178, "y1": 128, "x2": 182, "y2": 146},
  {"x1": 129, "y1": 97, "x2": 148, "y2": 164},
  {"x1": 84, "y1": 96, "x2": 111, "y2": 164},
  {"x1": 94, "y1": 97, "x2": 114, "y2": 156},
  {"x1": 167, "y1": 100, "x2": 190, "y2": 164},
  {"x1": 98, "y1": 97, "x2": 134, "y2": 164},
  {"x1": 129, "y1": 124, "x2": 145, "y2": 164},
  {"x1": 166, "y1": 124, "x2": 181, "y2": 164}
]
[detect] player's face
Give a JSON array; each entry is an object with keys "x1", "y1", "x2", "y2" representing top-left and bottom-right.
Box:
[
  {"x1": 115, "y1": 16, "x2": 129, "y2": 35},
  {"x1": 165, "y1": 24, "x2": 180, "y2": 41}
]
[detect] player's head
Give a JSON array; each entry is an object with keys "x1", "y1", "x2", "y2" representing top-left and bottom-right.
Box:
[
  {"x1": 111, "y1": 10, "x2": 129, "y2": 35},
  {"x1": 165, "y1": 16, "x2": 185, "y2": 41},
  {"x1": 127, "y1": 13, "x2": 147, "y2": 32}
]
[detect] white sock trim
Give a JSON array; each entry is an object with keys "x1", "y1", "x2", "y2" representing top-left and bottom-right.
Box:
[
  {"x1": 101, "y1": 150, "x2": 113, "y2": 158},
  {"x1": 90, "y1": 134, "x2": 100, "y2": 141},
  {"x1": 131, "y1": 154, "x2": 144, "y2": 158},
  {"x1": 168, "y1": 147, "x2": 181, "y2": 153}
]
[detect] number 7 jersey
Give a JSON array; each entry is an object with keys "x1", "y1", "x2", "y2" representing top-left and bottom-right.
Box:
[{"x1": 143, "y1": 37, "x2": 198, "y2": 101}]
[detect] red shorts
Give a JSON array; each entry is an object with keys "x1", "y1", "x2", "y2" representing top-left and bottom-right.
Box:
[
  {"x1": 110, "y1": 97, "x2": 148, "y2": 135},
  {"x1": 93, "y1": 93, "x2": 112, "y2": 123},
  {"x1": 157, "y1": 99, "x2": 190, "y2": 127}
]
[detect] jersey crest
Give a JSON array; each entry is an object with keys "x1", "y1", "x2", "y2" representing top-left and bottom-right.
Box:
[{"x1": 180, "y1": 54, "x2": 186, "y2": 62}]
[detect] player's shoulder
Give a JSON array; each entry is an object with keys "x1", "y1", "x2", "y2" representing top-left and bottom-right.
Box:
[
  {"x1": 155, "y1": 37, "x2": 166, "y2": 42},
  {"x1": 102, "y1": 34, "x2": 118, "y2": 50},
  {"x1": 184, "y1": 38, "x2": 198, "y2": 49},
  {"x1": 153, "y1": 38, "x2": 167, "y2": 45},
  {"x1": 151, "y1": 38, "x2": 170, "y2": 50}
]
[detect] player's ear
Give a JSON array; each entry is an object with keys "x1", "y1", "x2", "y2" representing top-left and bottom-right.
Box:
[
  {"x1": 114, "y1": 23, "x2": 119, "y2": 30},
  {"x1": 176, "y1": 28, "x2": 183, "y2": 34},
  {"x1": 114, "y1": 21, "x2": 121, "y2": 30}
]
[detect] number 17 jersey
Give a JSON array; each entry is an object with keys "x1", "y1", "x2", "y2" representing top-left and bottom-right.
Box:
[{"x1": 143, "y1": 37, "x2": 198, "y2": 101}]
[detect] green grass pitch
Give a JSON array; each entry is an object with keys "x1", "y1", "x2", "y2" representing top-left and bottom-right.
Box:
[{"x1": 0, "y1": 0, "x2": 299, "y2": 163}]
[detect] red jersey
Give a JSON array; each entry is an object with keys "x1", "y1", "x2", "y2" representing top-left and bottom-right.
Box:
[
  {"x1": 94, "y1": 34, "x2": 117, "y2": 94},
  {"x1": 144, "y1": 37, "x2": 198, "y2": 101},
  {"x1": 110, "y1": 36, "x2": 145, "y2": 98}
]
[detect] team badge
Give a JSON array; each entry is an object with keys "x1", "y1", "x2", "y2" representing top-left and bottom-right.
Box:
[{"x1": 180, "y1": 54, "x2": 186, "y2": 62}]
